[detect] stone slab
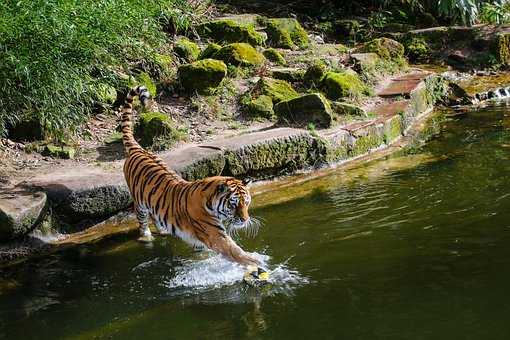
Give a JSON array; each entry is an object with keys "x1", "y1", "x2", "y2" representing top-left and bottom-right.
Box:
[
  {"x1": 0, "y1": 189, "x2": 47, "y2": 240},
  {"x1": 377, "y1": 72, "x2": 431, "y2": 97}
]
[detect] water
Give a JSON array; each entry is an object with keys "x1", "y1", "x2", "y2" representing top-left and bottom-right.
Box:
[{"x1": 1, "y1": 103, "x2": 510, "y2": 340}]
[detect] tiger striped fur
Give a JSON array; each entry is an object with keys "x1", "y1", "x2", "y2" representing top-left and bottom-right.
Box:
[{"x1": 120, "y1": 86, "x2": 260, "y2": 267}]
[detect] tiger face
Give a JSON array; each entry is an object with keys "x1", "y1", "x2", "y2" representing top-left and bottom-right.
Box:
[{"x1": 212, "y1": 178, "x2": 252, "y2": 228}]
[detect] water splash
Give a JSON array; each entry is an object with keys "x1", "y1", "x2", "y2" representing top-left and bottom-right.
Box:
[{"x1": 161, "y1": 252, "x2": 309, "y2": 304}]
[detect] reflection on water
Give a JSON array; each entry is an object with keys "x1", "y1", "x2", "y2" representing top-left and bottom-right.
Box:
[{"x1": 1, "y1": 103, "x2": 510, "y2": 340}]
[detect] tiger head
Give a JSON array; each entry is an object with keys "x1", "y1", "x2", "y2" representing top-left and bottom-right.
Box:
[{"x1": 206, "y1": 177, "x2": 253, "y2": 229}]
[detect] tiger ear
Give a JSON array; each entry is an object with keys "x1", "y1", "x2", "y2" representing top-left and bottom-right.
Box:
[
  {"x1": 242, "y1": 178, "x2": 252, "y2": 186},
  {"x1": 217, "y1": 183, "x2": 229, "y2": 193}
]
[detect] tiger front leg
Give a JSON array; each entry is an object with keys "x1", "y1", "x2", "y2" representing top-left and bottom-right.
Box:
[
  {"x1": 207, "y1": 231, "x2": 261, "y2": 268},
  {"x1": 135, "y1": 205, "x2": 155, "y2": 243}
]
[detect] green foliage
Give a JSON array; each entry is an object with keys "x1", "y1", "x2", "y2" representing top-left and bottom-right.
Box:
[
  {"x1": 480, "y1": 1, "x2": 510, "y2": 23},
  {"x1": 0, "y1": 0, "x2": 198, "y2": 140},
  {"x1": 404, "y1": 37, "x2": 431, "y2": 62}
]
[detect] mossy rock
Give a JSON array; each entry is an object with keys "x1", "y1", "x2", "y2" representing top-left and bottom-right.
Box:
[
  {"x1": 245, "y1": 95, "x2": 274, "y2": 119},
  {"x1": 257, "y1": 77, "x2": 299, "y2": 103},
  {"x1": 42, "y1": 144, "x2": 76, "y2": 159},
  {"x1": 263, "y1": 48, "x2": 286, "y2": 65},
  {"x1": 134, "y1": 112, "x2": 184, "y2": 149},
  {"x1": 129, "y1": 72, "x2": 157, "y2": 97},
  {"x1": 274, "y1": 93, "x2": 334, "y2": 128},
  {"x1": 154, "y1": 53, "x2": 176, "y2": 79},
  {"x1": 174, "y1": 38, "x2": 200, "y2": 62},
  {"x1": 270, "y1": 67, "x2": 305, "y2": 82},
  {"x1": 357, "y1": 38, "x2": 404, "y2": 60},
  {"x1": 331, "y1": 102, "x2": 366, "y2": 116},
  {"x1": 178, "y1": 59, "x2": 227, "y2": 94},
  {"x1": 197, "y1": 19, "x2": 265, "y2": 46},
  {"x1": 404, "y1": 37, "x2": 431, "y2": 62},
  {"x1": 199, "y1": 43, "x2": 222, "y2": 60},
  {"x1": 321, "y1": 71, "x2": 368, "y2": 100},
  {"x1": 264, "y1": 18, "x2": 309, "y2": 50},
  {"x1": 212, "y1": 43, "x2": 265, "y2": 67},
  {"x1": 334, "y1": 19, "x2": 361, "y2": 42},
  {"x1": 304, "y1": 60, "x2": 327, "y2": 88},
  {"x1": 494, "y1": 33, "x2": 510, "y2": 66}
]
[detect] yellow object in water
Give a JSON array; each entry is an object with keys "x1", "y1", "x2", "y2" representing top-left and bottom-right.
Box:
[{"x1": 243, "y1": 266, "x2": 270, "y2": 284}]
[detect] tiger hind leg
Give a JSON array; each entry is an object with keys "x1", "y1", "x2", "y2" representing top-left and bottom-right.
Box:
[{"x1": 135, "y1": 206, "x2": 155, "y2": 243}]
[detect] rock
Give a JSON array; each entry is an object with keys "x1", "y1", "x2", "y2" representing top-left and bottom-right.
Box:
[
  {"x1": 244, "y1": 95, "x2": 274, "y2": 119},
  {"x1": 304, "y1": 60, "x2": 327, "y2": 88},
  {"x1": 275, "y1": 93, "x2": 334, "y2": 128},
  {"x1": 257, "y1": 77, "x2": 299, "y2": 103},
  {"x1": 270, "y1": 67, "x2": 305, "y2": 82},
  {"x1": 134, "y1": 111, "x2": 182, "y2": 148},
  {"x1": 331, "y1": 102, "x2": 366, "y2": 116},
  {"x1": 0, "y1": 189, "x2": 47, "y2": 241},
  {"x1": 197, "y1": 19, "x2": 265, "y2": 46},
  {"x1": 212, "y1": 43, "x2": 265, "y2": 66},
  {"x1": 7, "y1": 118, "x2": 44, "y2": 142},
  {"x1": 444, "y1": 82, "x2": 473, "y2": 105},
  {"x1": 263, "y1": 48, "x2": 286, "y2": 65},
  {"x1": 214, "y1": 14, "x2": 264, "y2": 28},
  {"x1": 357, "y1": 37, "x2": 405, "y2": 60},
  {"x1": 173, "y1": 37, "x2": 200, "y2": 62},
  {"x1": 447, "y1": 50, "x2": 468, "y2": 65},
  {"x1": 42, "y1": 144, "x2": 76, "y2": 159},
  {"x1": 321, "y1": 71, "x2": 368, "y2": 100},
  {"x1": 263, "y1": 18, "x2": 309, "y2": 49},
  {"x1": 199, "y1": 43, "x2": 222, "y2": 60},
  {"x1": 350, "y1": 53, "x2": 380, "y2": 70},
  {"x1": 178, "y1": 59, "x2": 227, "y2": 93},
  {"x1": 129, "y1": 72, "x2": 157, "y2": 97}
]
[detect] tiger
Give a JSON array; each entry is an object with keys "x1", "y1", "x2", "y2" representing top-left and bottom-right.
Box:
[{"x1": 120, "y1": 85, "x2": 263, "y2": 272}]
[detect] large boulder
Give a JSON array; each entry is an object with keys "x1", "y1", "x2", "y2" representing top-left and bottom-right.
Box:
[
  {"x1": 321, "y1": 71, "x2": 369, "y2": 100},
  {"x1": 197, "y1": 19, "x2": 265, "y2": 46},
  {"x1": 199, "y1": 43, "x2": 222, "y2": 60},
  {"x1": 173, "y1": 38, "x2": 200, "y2": 62},
  {"x1": 178, "y1": 59, "x2": 227, "y2": 93},
  {"x1": 42, "y1": 144, "x2": 76, "y2": 159},
  {"x1": 257, "y1": 77, "x2": 299, "y2": 103},
  {"x1": 0, "y1": 189, "x2": 47, "y2": 241},
  {"x1": 263, "y1": 18, "x2": 309, "y2": 49},
  {"x1": 134, "y1": 111, "x2": 184, "y2": 149},
  {"x1": 212, "y1": 43, "x2": 265, "y2": 66},
  {"x1": 270, "y1": 67, "x2": 305, "y2": 82},
  {"x1": 275, "y1": 93, "x2": 334, "y2": 128},
  {"x1": 244, "y1": 95, "x2": 274, "y2": 119},
  {"x1": 357, "y1": 37, "x2": 405, "y2": 60}
]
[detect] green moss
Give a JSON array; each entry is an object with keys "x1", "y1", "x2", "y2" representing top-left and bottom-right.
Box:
[
  {"x1": 350, "y1": 127, "x2": 385, "y2": 157},
  {"x1": 358, "y1": 38, "x2": 404, "y2": 60},
  {"x1": 199, "y1": 43, "x2": 222, "y2": 60},
  {"x1": 274, "y1": 93, "x2": 333, "y2": 128},
  {"x1": 134, "y1": 111, "x2": 186, "y2": 150},
  {"x1": 43, "y1": 144, "x2": 76, "y2": 159},
  {"x1": 244, "y1": 95, "x2": 274, "y2": 119},
  {"x1": 94, "y1": 83, "x2": 117, "y2": 105},
  {"x1": 383, "y1": 115, "x2": 403, "y2": 144},
  {"x1": 264, "y1": 18, "x2": 309, "y2": 50},
  {"x1": 331, "y1": 102, "x2": 366, "y2": 116},
  {"x1": 154, "y1": 53, "x2": 175, "y2": 80},
  {"x1": 174, "y1": 38, "x2": 200, "y2": 62},
  {"x1": 263, "y1": 48, "x2": 286, "y2": 65},
  {"x1": 130, "y1": 72, "x2": 157, "y2": 97},
  {"x1": 197, "y1": 19, "x2": 265, "y2": 46},
  {"x1": 212, "y1": 43, "x2": 265, "y2": 66},
  {"x1": 404, "y1": 37, "x2": 430, "y2": 62},
  {"x1": 178, "y1": 59, "x2": 227, "y2": 94},
  {"x1": 495, "y1": 33, "x2": 510, "y2": 66},
  {"x1": 304, "y1": 60, "x2": 327, "y2": 87},
  {"x1": 257, "y1": 77, "x2": 299, "y2": 103},
  {"x1": 321, "y1": 71, "x2": 368, "y2": 100}
]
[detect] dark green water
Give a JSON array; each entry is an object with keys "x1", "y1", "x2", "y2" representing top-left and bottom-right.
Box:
[{"x1": 1, "y1": 104, "x2": 510, "y2": 340}]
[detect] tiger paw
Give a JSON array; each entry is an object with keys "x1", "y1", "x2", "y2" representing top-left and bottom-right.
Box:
[{"x1": 137, "y1": 234, "x2": 155, "y2": 243}]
